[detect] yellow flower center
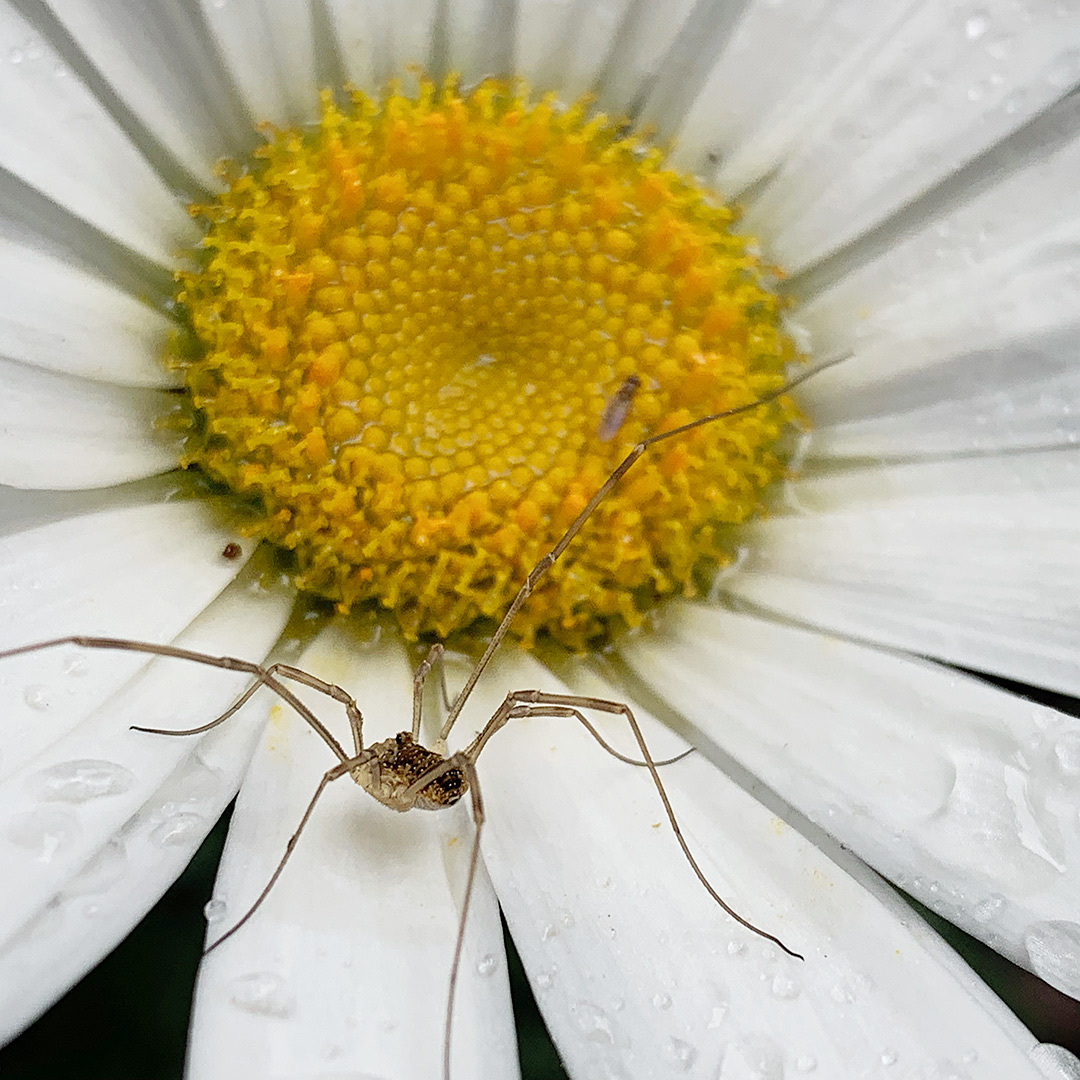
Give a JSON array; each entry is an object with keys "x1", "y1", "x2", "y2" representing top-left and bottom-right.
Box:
[{"x1": 172, "y1": 77, "x2": 798, "y2": 649}]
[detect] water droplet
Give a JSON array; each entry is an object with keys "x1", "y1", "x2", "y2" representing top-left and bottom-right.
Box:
[
  {"x1": 664, "y1": 1037, "x2": 696, "y2": 1071},
  {"x1": 1024, "y1": 921, "x2": 1080, "y2": 997},
  {"x1": 962, "y1": 1049, "x2": 978, "y2": 1065},
  {"x1": 151, "y1": 811, "x2": 204, "y2": 847},
  {"x1": 203, "y1": 899, "x2": 227, "y2": 923},
  {"x1": 1053, "y1": 731, "x2": 1080, "y2": 776},
  {"x1": 726, "y1": 939, "x2": 747, "y2": 957},
  {"x1": 796, "y1": 1055, "x2": 817, "y2": 1073},
  {"x1": 651, "y1": 991, "x2": 672, "y2": 1010},
  {"x1": 23, "y1": 684, "x2": 51, "y2": 711},
  {"x1": 476, "y1": 953, "x2": 497, "y2": 976},
  {"x1": 572, "y1": 1001, "x2": 614, "y2": 1044},
  {"x1": 973, "y1": 893, "x2": 1004, "y2": 922},
  {"x1": 229, "y1": 972, "x2": 295, "y2": 1018},
  {"x1": 965, "y1": 11, "x2": 989, "y2": 39},
  {"x1": 770, "y1": 974, "x2": 800, "y2": 1000},
  {"x1": 830, "y1": 983, "x2": 854, "y2": 1004},
  {"x1": 82, "y1": 900, "x2": 101, "y2": 918},
  {"x1": 541, "y1": 922, "x2": 558, "y2": 942},
  {"x1": 881, "y1": 1048, "x2": 898, "y2": 1066},
  {"x1": 559, "y1": 909, "x2": 575, "y2": 928},
  {"x1": 9, "y1": 47, "x2": 24, "y2": 64},
  {"x1": 706, "y1": 1003, "x2": 728, "y2": 1029},
  {"x1": 33, "y1": 759, "x2": 136, "y2": 803},
  {"x1": 535, "y1": 969, "x2": 556, "y2": 992},
  {"x1": 6, "y1": 806, "x2": 79, "y2": 861}
]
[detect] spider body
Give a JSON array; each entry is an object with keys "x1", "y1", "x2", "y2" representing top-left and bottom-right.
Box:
[{"x1": 353, "y1": 732, "x2": 468, "y2": 812}]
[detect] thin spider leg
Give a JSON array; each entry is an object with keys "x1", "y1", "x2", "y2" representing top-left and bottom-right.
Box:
[
  {"x1": 135, "y1": 662, "x2": 365, "y2": 746},
  {"x1": 468, "y1": 702, "x2": 693, "y2": 767},
  {"x1": 436, "y1": 753, "x2": 485, "y2": 1080},
  {"x1": 0, "y1": 636, "x2": 351, "y2": 764},
  {"x1": 205, "y1": 753, "x2": 367, "y2": 954},
  {"x1": 438, "y1": 354, "x2": 849, "y2": 742},
  {"x1": 412, "y1": 643, "x2": 446, "y2": 741},
  {"x1": 269, "y1": 662, "x2": 366, "y2": 755},
  {"x1": 470, "y1": 689, "x2": 804, "y2": 961}
]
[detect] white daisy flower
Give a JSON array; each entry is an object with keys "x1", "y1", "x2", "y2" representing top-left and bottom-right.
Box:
[{"x1": 0, "y1": 2, "x2": 1079, "y2": 1079}]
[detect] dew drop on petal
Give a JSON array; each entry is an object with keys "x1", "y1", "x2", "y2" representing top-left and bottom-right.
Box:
[
  {"x1": 796, "y1": 1055, "x2": 818, "y2": 1073},
  {"x1": 965, "y1": 10, "x2": 990, "y2": 39},
  {"x1": 707, "y1": 1003, "x2": 729, "y2": 1029},
  {"x1": 6, "y1": 806, "x2": 80, "y2": 861},
  {"x1": 664, "y1": 1037, "x2": 697, "y2": 1072},
  {"x1": 572, "y1": 1001, "x2": 614, "y2": 1044},
  {"x1": 33, "y1": 759, "x2": 136, "y2": 802},
  {"x1": 535, "y1": 969, "x2": 556, "y2": 992},
  {"x1": 476, "y1": 953, "x2": 497, "y2": 977},
  {"x1": 652, "y1": 991, "x2": 672, "y2": 1011},
  {"x1": 770, "y1": 974, "x2": 800, "y2": 1000},
  {"x1": 23, "y1": 684, "x2": 52, "y2": 710},
  {"x1": 151, "y1": 811, "x2": 204, "y2": 846},
  {"x1": 1053, "y1": 732, "x2": 1080, "y2": 777},
  {"x1": 1024, "y1": 921, "x2": 1080, "y2": 997},
  {"x1": 541, "y1": 922, "x2": 558, "y2": 942},
  {"x1": 229, "y1": 972, "x2": 295, "y2": 1018},
  {"x1": 881, "y1": 1048, "x2": 898, "y2": 1066},
  {"x1": 973, "y1": 893, "x2": 1005, "y2": 922},
  {"x1": 203, "y1": 898, "x2": 227, "y2": 923},
  {"x1": 727, "y1": 939, "x2": 747, "y2": 957}
]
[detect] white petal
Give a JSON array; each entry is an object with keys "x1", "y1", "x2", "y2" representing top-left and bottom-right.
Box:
[
  {"x1": 0, "y1": 358, "x2": 181, "y2": 489},
  {"x1": 725, "y1": 449, "x2": 1080, "y2": 696},
  {"x1": 0, "y1": 497, "x2": 255, "y2": 777},
  {"x1": 40, "y1": 0, "x2": 255, "y2": 186},
  {"x1": 671, "y1": 4, "x2": 908, "y2": 174},
  {"x1": 621, "y1": 602, "x2": 1080, "y2": 999},
  {"x1": 590, "y1": 0, "x2": 698, "y2": 117},
  {"x1": 788, "y1": 117, "x2": 1080, "y2": 459},
  {"x1": 733, "y1": 2, "x2": 1080, "y2": 269},
  {"x1": 187, "y1": 626, "x2": 519, "y2": 1080},
  {"x1": 458, "y1": 649, "x2": 1046, "y2": 1078},
  {"x1": 0, "y1": 568, "x2": 293, "y2": 1038},
  {"x1": 199, "y1": 0, "x2": 319, "y2": 127},
  {"x1": 0, "y1": 237, "x2": 181, "y2": 388},
  {"x1": 0, "y1": 3, "x2": 195, "y2": 264},
  {"x1": 515, "y1": 0, "x2": 636, "y2": 102}
]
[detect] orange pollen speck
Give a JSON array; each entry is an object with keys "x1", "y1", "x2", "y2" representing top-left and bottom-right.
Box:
[{"x1": 171, "y1": 76, "x2": 799, "y2": 648}]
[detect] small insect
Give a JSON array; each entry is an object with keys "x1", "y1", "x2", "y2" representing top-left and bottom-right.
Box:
[
  {"x1": 1, "y1": 357, "x2": 839, "y2": 1079},
  {"x1": 221, "y1": 541, "x2": 242, "y2": 559},
  {"x1": 597, "y1": 373, "x2": 642, "y2": 441}
]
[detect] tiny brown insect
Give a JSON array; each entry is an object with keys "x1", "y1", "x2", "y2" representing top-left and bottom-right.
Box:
[
  {"x1": 0, "y1": 357, "x2": 842, "y2": 1079},
  {"x1": 221, "y1": 541, "x2": 242, "y2": 559},
  {"x1": 597, "y1": 373, "x2": 642, "y2": 441}
]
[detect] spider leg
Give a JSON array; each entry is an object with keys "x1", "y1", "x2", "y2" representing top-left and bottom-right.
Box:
[
  {"x1": 467, "y1": 689, "x2": 804, "y2": 961},
  {"x1": 204, "y1": 751, "x2": 367, "y2": 954},
  {"x1": 0, "y1": 635, "x2": 354, "y2": 764}
]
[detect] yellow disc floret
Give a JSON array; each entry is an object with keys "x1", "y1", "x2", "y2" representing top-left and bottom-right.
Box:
[{"x1": 173, "y1": 77, "x2": 799, "y2": 648}]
